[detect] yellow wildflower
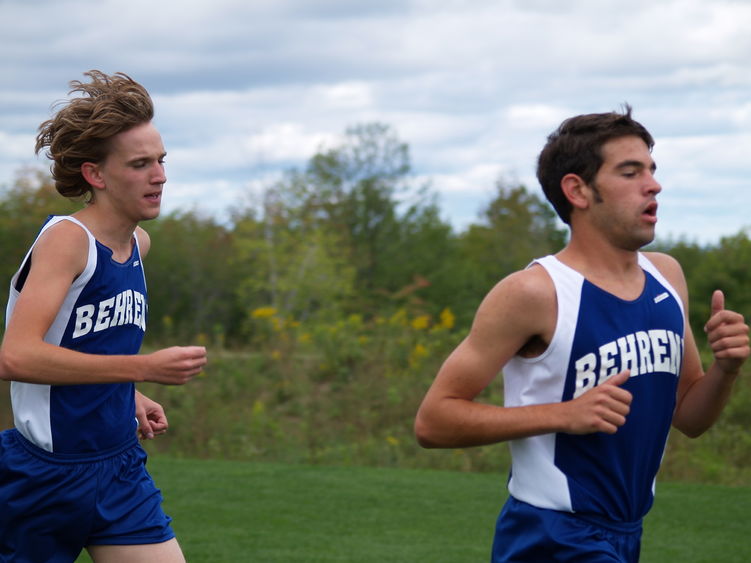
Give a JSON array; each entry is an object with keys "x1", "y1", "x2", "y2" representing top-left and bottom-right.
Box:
[
  {"x1": 251, "y1": 306, "x2": 277, "y2": 319},
  {"x1": 439, "y1": 308, "x2": 455, "y2": 330},
  {"x1": 409, "y1": 343, "x2": 429, "y2": 368},
  {"x1": 411, "y1": 314, "x2": 430, "y2": 330}
]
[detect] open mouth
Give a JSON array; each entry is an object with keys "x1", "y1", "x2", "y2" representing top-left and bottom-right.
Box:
[
  {"x1": 642, "y1": 201, "x2": 658, "y2": 221},
  {"x1": 145, "y1": 191, "x2": 162, "y2": 201}
]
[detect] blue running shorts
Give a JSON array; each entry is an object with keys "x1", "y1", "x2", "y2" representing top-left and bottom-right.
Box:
[
  {"x1": 0, "y1": 428, "x2": 175, "y2": 563},
  {"x1": 491, "y1": 496, "x2": 642, "y2": 562}
]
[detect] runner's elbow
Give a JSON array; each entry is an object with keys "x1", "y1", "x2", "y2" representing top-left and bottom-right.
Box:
[
  {"x1": 414, "y1": 411, "x2": 444, "y2": 448},
  {"x1": 0, "y1": 348, "x2": 18, "y2": 381},
  {"x1": 673, "y1": 420, "x2": 709, "y2": 439},
  {"x1": 0, "y1": 345, "x2": 33, "y2": 382}
]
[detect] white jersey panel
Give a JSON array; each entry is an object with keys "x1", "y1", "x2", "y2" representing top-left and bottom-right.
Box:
[
  {"x1": 7, "y1": 217, "x2": 98, "y2": 451},
  {"x1": 504, "y1": 255, "x2": 583, "y2": 511}
]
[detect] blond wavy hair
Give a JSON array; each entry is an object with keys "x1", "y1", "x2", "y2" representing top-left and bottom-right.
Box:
[{"x1": 35, "y1": 70, "x2": 154, "y2": 199}]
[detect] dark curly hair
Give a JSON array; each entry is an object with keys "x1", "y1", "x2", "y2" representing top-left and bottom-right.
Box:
[
  {"x1": 536, "y1": 105, "x2": 654, "y2": 224},
  {"x1": 35, "y1": 70, "x2": 154, "y2": 199}
]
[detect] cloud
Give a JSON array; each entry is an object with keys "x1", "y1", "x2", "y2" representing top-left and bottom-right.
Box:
[{"x1": 1, "y1": 0, "x2": 749, "y2": 244}]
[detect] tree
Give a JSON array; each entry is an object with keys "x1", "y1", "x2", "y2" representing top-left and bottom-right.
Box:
[
  {"x1": 144, "y1": 211, "x2": 243, "y2": 344},
  {"x1": 455, "y1": 179, "x2": 567, "y2": 316},
  {"x1": 234, "y1": 123, "x2": 457, "y2": 318},
  {"x1": 688, "y1": 232, "x2": 751, "y2": 339},
  {"x1": 305, "y1": 123, "x2": 411, "y2": 292},
  {"x1": 231, "y1": 182, "x2": 356, "y2": 323},
  {"x1": 304, "y1": 123, "x2": 457, "y2": 314}
]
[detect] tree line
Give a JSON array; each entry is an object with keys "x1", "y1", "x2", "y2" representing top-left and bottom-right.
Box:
[{"x1": 1, "y1": 122, "x2": 750, "y2": 351}]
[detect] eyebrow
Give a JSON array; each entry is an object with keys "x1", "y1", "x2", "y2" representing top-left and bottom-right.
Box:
[
  {"x1": 615, "y1": 159, "x2": 657, "y2": 173},
  {"x1": 128, "y1": 151, "x2": 167, "y2": 164}
]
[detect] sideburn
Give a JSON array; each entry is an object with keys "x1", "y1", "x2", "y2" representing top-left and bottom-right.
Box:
[{"x1": 589, "y1": 181, "x2": 604, "y2": 204}]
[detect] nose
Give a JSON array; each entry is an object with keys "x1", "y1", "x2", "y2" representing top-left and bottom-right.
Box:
[
  {"x1": 151, "y1": 161, "x2": 166, "y2": 184},
  {"x1": 646, "y1": 170, "x2": 661, "y2": 195}
]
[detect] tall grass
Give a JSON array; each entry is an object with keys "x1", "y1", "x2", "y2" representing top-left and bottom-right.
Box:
[
  {"x1": 130, "y1": 307, "x2": 751, "y2": 484},
  {"x1": 138, "y1": 307, "x2": 512, "y2": 474},
  {"x1": 3, "y1": 306, "x2": 751, "y2": 483}
]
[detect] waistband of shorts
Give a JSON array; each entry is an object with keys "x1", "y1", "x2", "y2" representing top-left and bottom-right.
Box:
[
  {"x1": 572, "y1": 509, "x2": 643, "y2": 534},
  {"x1": 9, "y1": 428, "x2": 139, "y2": 464},
  {"x1": 508, "y1": 496, "x2": 643, "y2": 535}
]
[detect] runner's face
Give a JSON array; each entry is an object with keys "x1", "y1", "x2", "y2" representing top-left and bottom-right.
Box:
[
  {"x1": 96, "y1": 122, "x2": 166, "y2": 222},
  {"x1": 588, "y1": 135, "x2": 661, "y2": 250}
]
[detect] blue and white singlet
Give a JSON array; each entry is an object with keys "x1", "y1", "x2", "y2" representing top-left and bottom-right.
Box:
[
  {"x1": 503, "y1": 253, "x2": 684, "y2": 523},
  {"x1": 5, "y1": 215, "x2": 147, "y2": 455}
]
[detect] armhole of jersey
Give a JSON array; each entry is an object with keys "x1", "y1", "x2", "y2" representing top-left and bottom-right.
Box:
[
  {"x1": 61, "y1": 217, "x2": 98, "y2": 293},
  {"x1": 11, "y1": 216, "x2": 69, "y2": 293},
  {"x1": 133, "y1": 230, "x2": 147, "y2": 290},
  {"x1": 13, "y1": 258, "x2": 32, "y2": 292},
  {"x1": 514, "y1": 255, "x2": 583, "y2": 364},
  {"x1": 638, "y1": 253, "x2": 685, "y2": 319},
  {"x1": 11, "y1": 216, "x2": 98, "y2": 292}
]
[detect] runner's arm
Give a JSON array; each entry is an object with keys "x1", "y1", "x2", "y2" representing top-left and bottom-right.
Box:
[
  {"x1": 415, "y1": 266, "x2": 633, "y2": 448},
  {"x1": 0, "y1": 222, "x2": 206, "y2": 385},
  {"x1": 646, "y1": 252, "x2": 750, "y2": 437}
]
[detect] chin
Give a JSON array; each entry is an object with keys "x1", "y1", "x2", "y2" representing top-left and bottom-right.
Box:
[
  {"x1": 620, "y1": 231, "x2": 654, "y2": 251},
  {"x1": 635, "y1": 233, "x2": 655, "y2": 250},
  {"x1": 141, "y1": 209, "x2": 162, "y2": 222}
]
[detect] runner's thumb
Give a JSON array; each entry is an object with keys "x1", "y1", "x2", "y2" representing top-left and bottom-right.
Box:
[
  {"x1": 711, "y1": 289, "x2": 724, "y2": 317},
  {"x1": 603, "y1": 369, "x2": 630, "y2": 387}
]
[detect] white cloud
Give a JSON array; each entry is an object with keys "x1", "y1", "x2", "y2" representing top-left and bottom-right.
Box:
[
  {"x1": 505, "y1": 105, "x2": 570, "y2": 131},
  {"x1": 164, "y1": 123, "x2": 336, "y2": 177},
  {"x1": 1, "y1": 0, "x2": 749, "y2": 243}
]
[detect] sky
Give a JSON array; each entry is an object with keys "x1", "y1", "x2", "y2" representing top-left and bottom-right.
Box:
[{"x1": 1, "y1": 0, "x2": 749, "y2": 244}]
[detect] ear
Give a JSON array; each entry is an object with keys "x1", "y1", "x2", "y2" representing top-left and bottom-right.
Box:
[
  {"x1": 560, "y1": 173, "x2": 591, "y2": 212},
  {"x1": 81, "y1": 162, "x2": 106, "y2": 190}
]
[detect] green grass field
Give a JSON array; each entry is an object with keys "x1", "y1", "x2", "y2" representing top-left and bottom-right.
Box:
[{"x1": 73, "y1": 457, "x2": 751, "y2": 562}]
